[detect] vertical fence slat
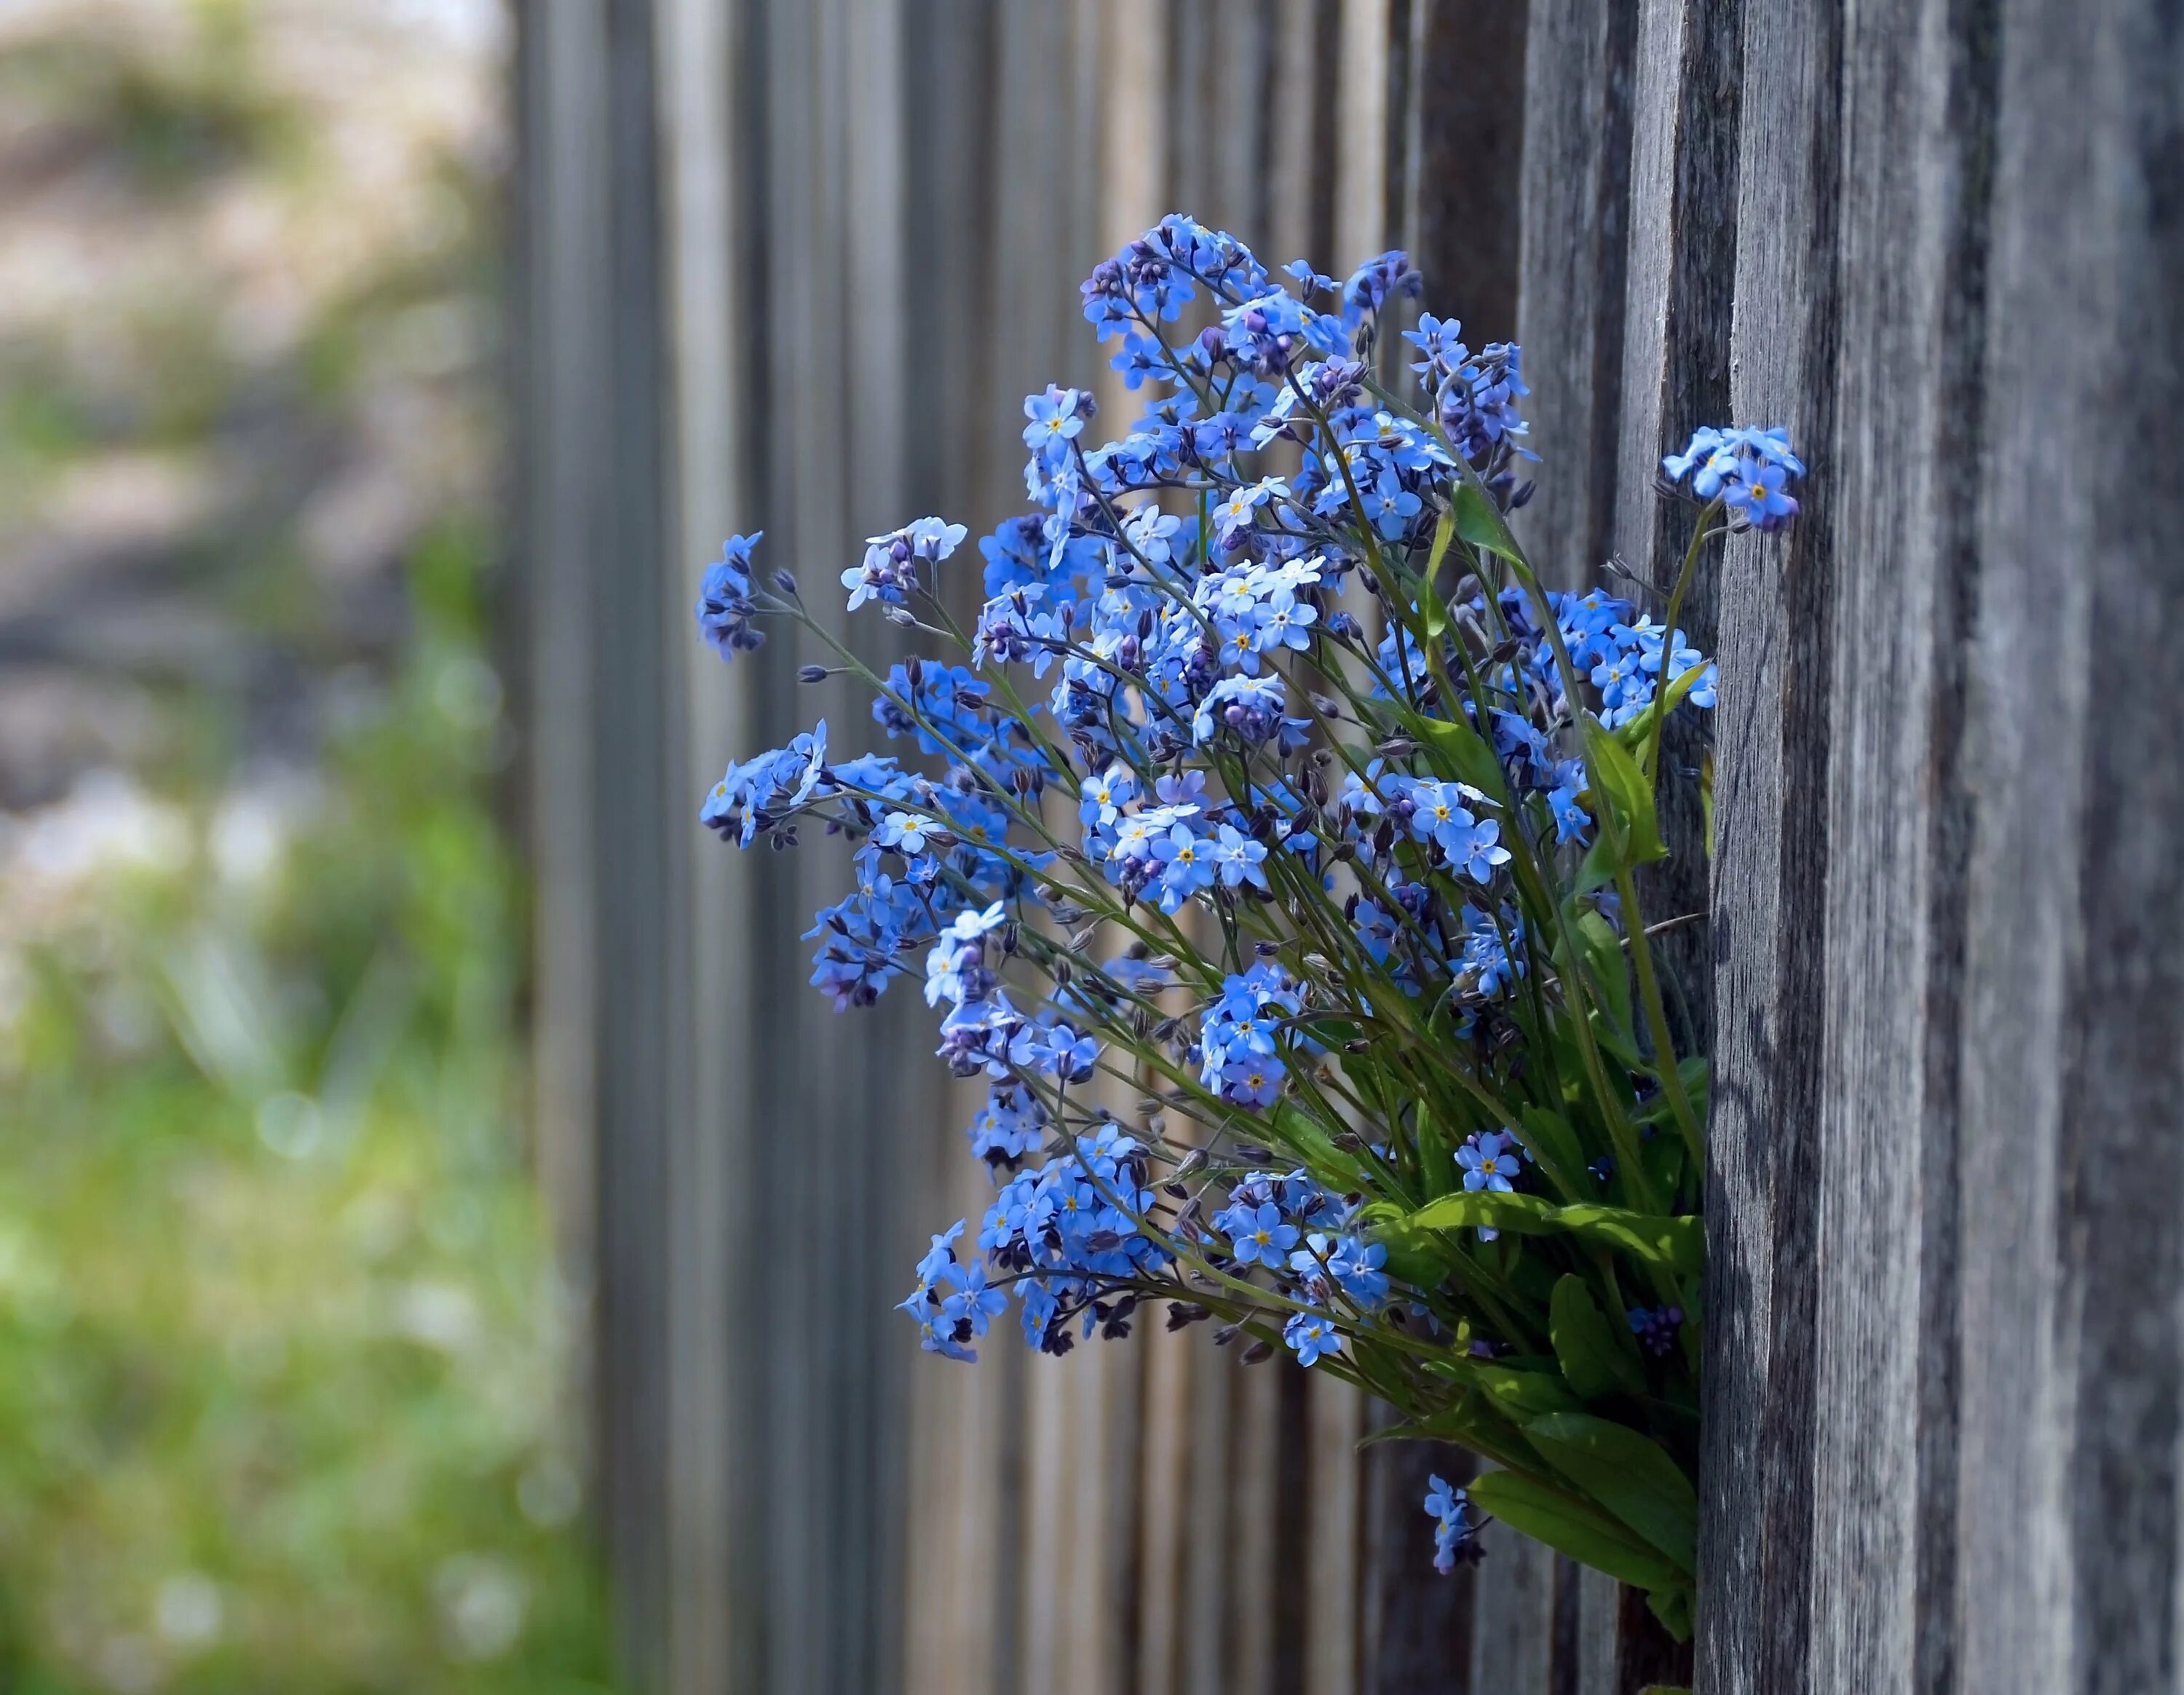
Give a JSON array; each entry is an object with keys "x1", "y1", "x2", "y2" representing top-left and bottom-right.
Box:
[
  {"x1": 1514, "y1": 0, "x2": 1632, "y2": 587},
  {"x1": 654, "y1": 1, "x2": 746, "y2": 1691},
  {"x1": 1696, "y1": 0, "x2": 1840, "y2": 1683},
  {"x1": 1706, "y1": 0, "x2": 2184, "y2": 1691},
  {"x1": 1957, "y1": 1, "x2": 2181, "y2": 1689}
]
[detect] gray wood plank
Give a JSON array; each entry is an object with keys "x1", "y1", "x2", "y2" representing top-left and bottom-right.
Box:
[
  {"x1": 1696, "y1": 0, "x2": 1843, "y2": 1686},
  {"x1": 1513, "y1": 0, "x2": 1633, "y2": 588},
  {"x1": 1704, "y1": 1, "x2": 2184, "y2": 1691},
  {"x1": 1960, "y1": 2, "x2": 2183, "y2": 1690},
  {"x1": 1404, "y1": 0, "x2": 1527, "y2": 344},
  {"x1": 653, "y1": 1, "x2": 748, "y2": 1691}
]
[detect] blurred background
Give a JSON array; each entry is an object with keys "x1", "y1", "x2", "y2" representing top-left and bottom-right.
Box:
[
  {"x1": 0, "y1": 1, "x2": 1555, "y2": 1691},
  {"x1": 0, "y1": 0, "x2": 614, "y2": 1687}
]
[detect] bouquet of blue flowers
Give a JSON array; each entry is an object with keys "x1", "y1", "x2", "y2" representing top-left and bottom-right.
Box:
[{"x1": 691, "y1": 213, "x2": 1800, "y2": 1642}]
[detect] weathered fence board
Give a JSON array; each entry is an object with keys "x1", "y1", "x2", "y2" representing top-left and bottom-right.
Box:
[{"x1": 1701, "y1": 1, "x2": 2184, "y2": 1692}]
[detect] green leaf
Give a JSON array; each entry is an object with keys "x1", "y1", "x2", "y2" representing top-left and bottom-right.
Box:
[
  {"x1": 1420, "y1": 509, "x2": 1457, "y2": 638},
  {"x1": 1406, "y1": 1193, "x2": 1704, "y2": 1277},
  {"x1": 1522, "y1": 1412, "x2": 1697, "y2": 1574},
  {"x1": 1580, "y1": 712, "x2": 1666, "y2": 870},
  {"x1": 1548, "y1": 1205, "x2": 1704, "y2": 1276},
  {"x1": 1452, "y1": 478, "x2": 1523, "y2": 564},
  {"x1": 1575, "y1": 833, "x2": 1621, "y2": 896},
  {"x1": 1472, "y1": 1362, "x2": 1584, "y2": 1421},
  {"x1": 1613, "y1": 658, "x2": 1712, "y2": 754},
  {"x1": 1465, "y1": 1468, "x2": 1685, "y2": 1591},
  {"x1": 1511, "y1": 1105, "x2": 1590, "y2": 1201},
  {"x1": 1413, "y1": 1099, "x2": 1455, "y2": 1199},
  {"x1": 1409, "y1": 1189, "x2": 1554, "y2": 1236},
  {"x1": 1647, "y1": 1580, "x2": 1695, "y2": 1642},
  {"x1": 1358, "y1": 1205, "x2": 1462, "y2": 1289},
  {"x1": 1270, "y1": 1102, "x2": 1368, "y2": 1191},
  {"x1": 1415, "y1": 714, "x2": 1508, "y2": 800},
  {"x1": 1550, "y1": 1276, "x2": 1646, "y2": 1400},
  {"x1": 1701, "y1": 746, "x2": 1715, "y2": 861},
  {"x1": 1575, "y1": 906, "x2": 1634, "y2": 1038}
]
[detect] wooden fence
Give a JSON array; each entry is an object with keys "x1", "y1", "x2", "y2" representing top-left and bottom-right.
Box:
[{"x1": 513, "y1": 2, "x2": 2183, "y2": 1691}]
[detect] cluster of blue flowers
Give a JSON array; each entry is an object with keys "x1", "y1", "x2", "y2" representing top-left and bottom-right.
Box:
[
  {"x1": 978, "y1": 1127, "x2": 1170, "y2": 1353},
  {"x1": 684, "y1": 210, "x2": 1799, "y2": 1584},
  {"x1": 1202, "y1": 1166, "x2": 1390, "y2": 1365},
  {"x1": 1661, "y1": 424, "x2": 1804, "y2": 531}
]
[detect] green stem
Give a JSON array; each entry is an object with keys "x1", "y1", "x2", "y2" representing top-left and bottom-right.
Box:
[{"x1": 1613, "y1": 864, "x2": 1703, "y2": 1167}]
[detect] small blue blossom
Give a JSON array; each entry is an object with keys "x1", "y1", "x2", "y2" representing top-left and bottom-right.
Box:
[
  {"x1": 1340, "y1": 249, "x2": 1422, "y2": 331},
  {"x1": 1193, "y1": 674, "x2": 1293, "y2": 746},
  {"x1": 1220, "y1": 1054, "x2": 1287, "y2": 1109},
  {"x1": 1548, "y1": 781, "x2": 1591, "y2": 845},
  {"x1": 843, "y1": 516, "x2": 968, "y2": 609},
  {"x1": 1283, "y1": 1311, "x2": 1342, "y2": 1367},
  {"x1": 1208, "y1": 823, "x2": 1270, "y2": 890},
  {"x1": 1022, "y1": 385, "x2": 1092, "y2": 467},
  {"x1": 1423, "y1": 1474, "x2": 1484, "y2": 1573},
  {"x1": 874, "y1": 810, "x2": 941, "y2": 858},
  {"x1": 1222, "y1": 1201, "x2": 1299, "y2": 1268},
  {"x1": 696, "y1": 532, "x2": 765, "y2": 656},
  {"x1": 1457, "y1": 1129, "x2": 1520, "y2": 1193},
  {"x1": 1456, "y1": 1128, "x2": 1520, "y2": 1242},
  {"x1": 1152, "y1": 823, "x2": 1217, "y2": 912}
]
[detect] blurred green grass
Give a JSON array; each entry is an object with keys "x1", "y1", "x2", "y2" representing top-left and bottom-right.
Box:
[
  {"x1": 0, "y1": 2, "x2": 618, "y2": 1687},
  {"x1": 0, "y1": 525, "x2": 615, "y2": 1693}
]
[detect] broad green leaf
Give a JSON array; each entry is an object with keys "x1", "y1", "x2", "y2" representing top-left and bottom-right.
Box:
[
  {"x1": 1647, "y1": 1579, "x2": 1696, "y2": 1641},
  {"x1": 1414, "y1": 1099, "x2": 1455, "y2": 1200},
  {"x1": 1415, "y1": 714, "x2": 1508, "y2": 801},
  {"x1": 1575, "y1": 906, "x2": 1634, "y2": 1038},
  {"x1": 1550, "y1": 1275, "x2": 1646, "y2": 1400},
  {"x1": 1358, "y1": 1205, "x2": 1462, "y2": 1289},
  {"x1": 1522, "y1": 1412, "x2": 1698, "y2": 1574},
  {"x1": 1409, "y1": 1189, "x2": 1555, "y2": 1236},
  {"x1": 1548, "y1": 1205, "x2": 1704, "y2": 1276},
  {"x1": 1406, "y1": 1188, "x2": 1712, "y2": 1276},
  {"x1": 1466, "y1": 1468, "x2": 1685, "y2": 1591},
  {"x1": 1701, "y1": 746, "x2": 1715, "y2": 861},
  {"x1": 1270, "y1": 1102, "x2": 1368, "y2": 1191},
  {"x1": 1575, "y1": 833, "x2": 1621, "y2": 896},
  {"x1": 1681, "y1": 1054, "x2": 1710, "y2": 1119},
  {"x1": 1512, "y1": 1105, "x2": 1591, "y2": 1201},
  {"x1": 1416, "y1": 1351, "x2": 1586, "y2": 1421},
  {"x1": 1472, "y1": 1362, "x2": 1584, "y2": 1421},
  {"x1": 1407, "y1": 1193, "x2": 1703, "y2": 1277},
  {"x1": 1452, "y1": 478, "x2": 1523, "y2": 564},
  {"x1": 1580, "y1": 712, "x2": 1666, "y2": 869},
  {"x1": 1425, "y1": 502, "x2": 1458, "y2": 580},
  {"x1": 1420, "y1": 509, "x2": 1457, "y2": 638}
]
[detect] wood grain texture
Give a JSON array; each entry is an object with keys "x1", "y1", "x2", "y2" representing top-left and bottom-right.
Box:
[
  {"x1": 1404, "y1": 0, "x2": 1527, "y2": 343},
  {"x1": 1514, "y1": 0, "x2": 1633, "y2": 589},
  {"x1": 1704, "y1": 0, "x2": 2184, "y2": 1690}
]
